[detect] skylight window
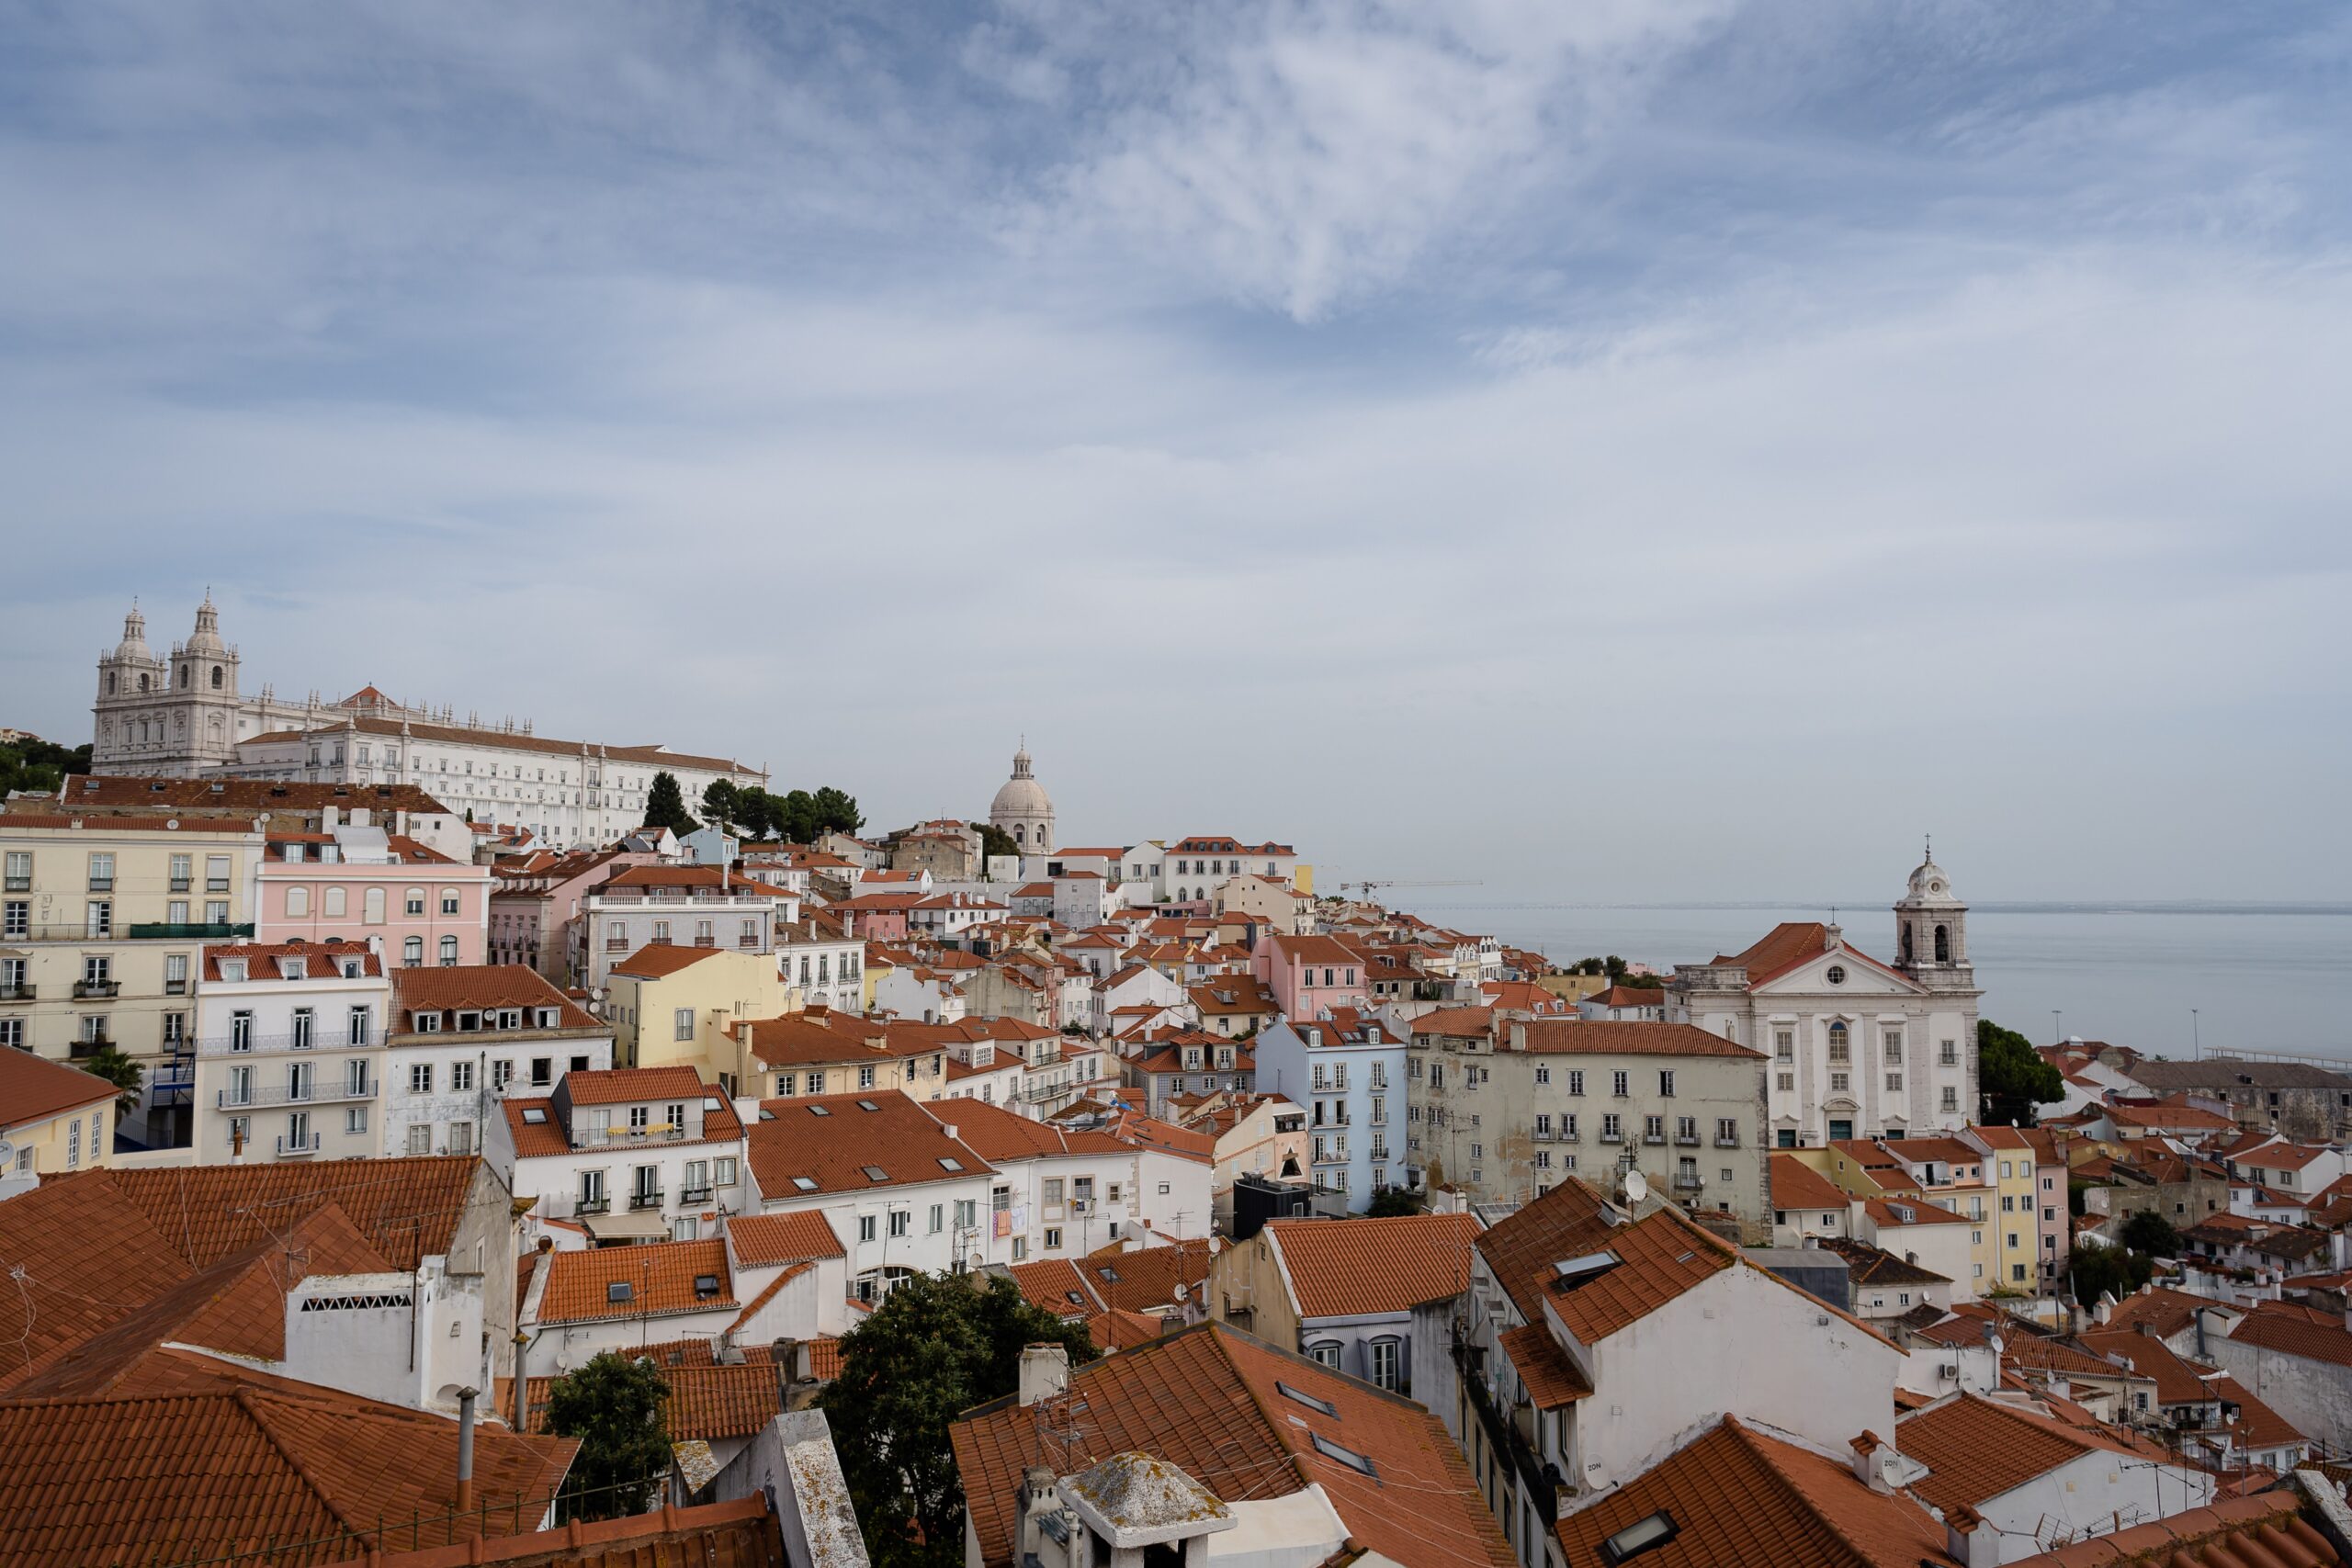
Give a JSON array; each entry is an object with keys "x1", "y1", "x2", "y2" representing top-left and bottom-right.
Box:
[
  {"x1": 1276, "y1": 1382, "x2": 1338, "y2": 1417},
  {"x1": 1097, "y1": 1267, "x2": 1121, "y2": 1283},
  {"x1": 1309, "y1": 1434, "x2": 1375, "y2": 1477},
  {"x1": 939, "y1": 1157, "x2": 965, "y2": 1172},
  {"x1": 862, "y1": 1166, "x2": 889, "y2": 1182},
  {"x1": 520, "y1": 1108, "x2": 548, "y2": 1125},
  {"x1": 703, "y1": 1097, "x2": 721, "y2": 1111},
  {"x1": 606, "y1": 1282, "x2": 633, "y2": 1303},
  {"x1": 1600, "y1": 1511, "x2": 1679, "y2": 1565},
  {"x1": 792, "y1": 1177, "x2": 819, "y2": 1191},
  {"x1": 857, "y1": 1100, "x2": 880, "y2": 1111},
  {"x1": 1551, "y1": 1251, "x2": 1622, "y2": 1289},
  {"x1": 694, "y1": 1274, "x2": 721, "y2": 1297},
  {"x1": 810, "y1": 1105, "x2": 831, "y2": 1117}
]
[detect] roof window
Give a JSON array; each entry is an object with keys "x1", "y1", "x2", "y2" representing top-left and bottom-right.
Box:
[
  {"x1": 791, "y1": 1176, "x2": 819, "y2": 1191},
  {"x1": 856, "y1": 1100, "x2": 880, "y2": 1111},
  {"x1": 1600, "y1": 1511, "x2": 1679, "y2": 1565},
  {"x1": 606, "y1": 1281, "x2": 633, "y2": 1303},
  {"x1": 810, "y1": 1105, "x2": 831, "y2": 1117},
  {"x1": 939, "y1": 1157, "x2": 965, "y2": 1172},
  {"x1": 1275, "y1": 1382, "x2": 1338, "y2": 1417},
  {"x1": 1308, "y1": 1433, "x2": 1375, "y2": 1477},
  {"x1": 1551, "y1": 1251, "x2": 1622, "y2": 1291},
  {"x1": 694, "y1": 1274, "x2": 721, "y2": 1298},
  {"x1": 520, "y1": 1107, "x2": 548, "y2": 1125},
  {"x1": 861, "y1": 1165, "x2": 889, "y2": 1182}
]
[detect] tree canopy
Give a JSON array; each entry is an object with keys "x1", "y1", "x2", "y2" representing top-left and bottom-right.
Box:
[
  {"x1": 974, "y1": 822, "x2": 1019, "y2": 863},
  {"x1": 2119, "y1": 1210, "x2": 2181, "y2": 1257},
  {"x1": 1366, "y1": 1188, "x2": 1425, "y2": 1218},
  {"x1": 1977, "y1": 1019, "x2": 2063, "y2": 1124},
  {"x1": 76, "y1": 1044, "x2": 144, "y2": 1118},
  {"x1": 818, "y1": 1272, "x2": 1094, "y2": 1568},
  {"x1": 707, "y1": 784, "x2": 865, "y2": 843},
  {"x1": 542, "y1": 1352, "x2": 672, "y2": 1521},
  {"x1": 0, "y1": 736, "x2": 90, "y2": 798},
  {"x1": 640, "y1": 772, "x2": 699, "y2": 835}
]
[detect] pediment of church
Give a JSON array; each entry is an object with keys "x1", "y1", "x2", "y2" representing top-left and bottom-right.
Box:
[{"x1": 1752, "y1": 950, "x2": 1924, "y2": 998}]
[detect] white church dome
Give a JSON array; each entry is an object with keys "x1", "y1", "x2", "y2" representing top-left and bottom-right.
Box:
[{"x1": 989, "y1": 743, "x2": 1053, "y2": 820}]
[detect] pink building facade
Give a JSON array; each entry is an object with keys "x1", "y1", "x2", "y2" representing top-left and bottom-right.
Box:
[
  {"x1": 1251, "y1": 932, "x2": 1370, "y2": 1020},
  {"x1": 252, "y1": 831, "x2": 491, "y2": 968}
]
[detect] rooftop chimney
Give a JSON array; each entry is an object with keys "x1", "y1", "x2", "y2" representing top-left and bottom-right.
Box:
[
  {"x1": 1019, "y1": 1343, "x2": 1070, "y2": 1407},
  {"x1": 455, "y1": 1386, "x2": 479, "y2": 1510}
]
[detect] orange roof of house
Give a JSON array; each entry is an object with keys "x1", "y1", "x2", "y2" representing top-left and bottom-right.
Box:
[
  {"x1": 534, "y1": 1239, "x2": 735, "y2": 1325},
  {"x1": 2003, "y1": 1492, "x2": 2329, "y2": 1568},
  {"x1": 1079, "y1": 1238, "x2": 1216, "y2": 1316},
  {"x1": 0, "y1": 1356, "x2": 576, "y2": 1568},
  {"x1": 1896, "y1": 1393, "x2": 2144, "y2": 1512},
  {"x1": 746, "y1": 1092, "x2": 995, "y2": 1198},
  {"x1": 1862, "y1": 1196, "x2": 1970, "y2": 1226},
  {"x1": 2096, "y1": 1286, "x2": 2229, "y2": 1340},
  {"x1": 608, "y1": 942, "x2": 729, "y2": 979},
  {"x1": 952, "y1": 1324, "x2": 1513, "y2": 1568},
  {"x1": 1771, "y1": 1155, "x2": 1855, "y2": 1213},
  {"x1": 725, "y1": 1211, "x2": 845, "y2": 1266},
  {"x1": 1265, "y1": 1213, "x2": 1479, "y2": 1318},
  {"x1": 1008, "y1": 1258, "x2": 1101, "y2": 1318},
  {"x1": 390, "y1": 964, "x2": 599, "y2": 1028},
  {"x1": 1085, "y1": 1309, "x2": 1165, "y2": 1352},
  {"x1": 0, "y1": 1050, "x2": 119, "y2": 1130},
  {"x1": 562, "y1": 1064, "x2": 708, "y2": 1105},
  {"x1": 2228, "y1": 1301, "x2": 2352, "y2": 1369},
  {"x1": 1497, "y1": 1322, "x2": 1591, "y2": 1408},
  {"x1": 1554, "y1": 1414, "x2": 1957, "y2": 1568},
  {"x1": 371, "y1": 1494, "x2": 785, "y2": 1568},
  {"x1": 660, "y1": 1362, "x2": 785, "y2": 1442},
  {"x1": 2075, "y1": 1330, "x2": 2225, "y2": 1407}
]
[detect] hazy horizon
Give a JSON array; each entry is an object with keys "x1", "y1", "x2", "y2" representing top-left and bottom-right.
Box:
[{"x1": 5, "y1": 3, "x2": 2348, "y2": 905}]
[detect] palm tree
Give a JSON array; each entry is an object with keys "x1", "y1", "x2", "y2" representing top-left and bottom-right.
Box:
[{"x1": 78, "y1": 1043, "x2": 144, "y2": 1118}]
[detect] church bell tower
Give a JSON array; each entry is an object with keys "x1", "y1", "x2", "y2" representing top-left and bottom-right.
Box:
[{"x1": 1893, "y1": 840, "x2": 1973, "y2": 994}]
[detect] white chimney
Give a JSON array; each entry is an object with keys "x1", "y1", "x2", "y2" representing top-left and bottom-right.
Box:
[{"x1": 1019, "y1": 1343, "x2": 1069, "y2": 1407}]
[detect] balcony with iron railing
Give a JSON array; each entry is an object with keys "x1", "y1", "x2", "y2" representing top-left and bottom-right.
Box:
[
  {"x1": 575, "y1": 1195, "x2": 611, "y2": 1215},
  {"x1": 628, "y1": 1189, "x2": 666, "y2": 1211},
  {"x1": 594, "y1": 888, "x2": 774, "y2": 907},
  {"x1": 196, "y1": 1032, "x2": 368, "y2": 1056},
  {"x1": 678, "y1": 1183, "x2": 714, "y2": 1205},
  {"x1": 74, "y1": 979, "x2": 121, "y2": 999},
  {"x1": 128, "y1": 921, "x2": 254, "y2": 940},
  {"x1": 1714, "y1": 1134, "x2": 1742, "y2": 1148},
  {"x1": 276, "y1": 1133, "x2": 323, "y2": 1157},
  {"x1": 1674, "y1": 1131, "x2": 1702, "y2": 1145},
  {"x1": 0, "y1": 983, "x2": 33, "y2": 1002},
  {"x1": 68, "y1": 1036, "x2": 117, "y2": 1059},
  {"x1": 1672, "y1": 1171, "x2": 1705, "y2": 1192},
  {"x1": 571, "y1": 1123, "x2": 687, "y2": 1149},
  {"x1": 218, "y1": 1079, "x2": 379, "y2": 1110},
  {"x1": 2, "y1": 921, "x2": 252, "y2": 942}
]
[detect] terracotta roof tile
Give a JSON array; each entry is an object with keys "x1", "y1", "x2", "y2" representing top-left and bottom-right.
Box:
[
  {"x1": 2002, "y1": 1491, "x2": 2330, "y2": 1567},
  {"x1": 747, "y1": 1091, "x2": 995, "y2": 1198},
  {"x1": 369, "y1": 1493, "x2": 785, "y2": 1568},
  {"x1": 0, "y1": 1356, "x2": 576, "y2": 1568},
  {"x1": 662, "y1": 1362, "x2": 785, "y2": 1441},
  {"x1": 2075, "y1": 1331, "x2": 2224, "y2": 1407},
  {"x1": 1008, "y1": 1258, "x2": 1102, "y2": 1317},
  {"x1": 1265, "y1": 1213, "x2": 1479, "y2": 1317},
  {"x1": 607, "y1": 943, "x2": 729, "y2": 979},
  {"x1": 1554, "y1": 1414, "x2": 1957, "y2": 1568},
  {"x1": 561, "y1": 1065, "x2": 709, "y2": 1106},
  {"x1": 1085, "y1": 1309, "x2": 1165, "y2": 1352},
  {"x1": 1772, "y1": 1155, "x2": 1856, "y2": 1213},
  {"x1": 952, "y1": 1325, "x2": 1512, "y2": 1568},
  {"x1": 2228, "y1": 1300, "x2": 2352, "y2": 1369},
  {"x1": 725, "y1": 1211, "x2": 845, "y2": 1266},
  {"x1": 1080, "y1": 1239, "x2": 1216, "y2": 1315},
  {"x1": 1497, "y1": 1322, "x2": 1590, "y2": 1408},
  {"x1": 0, "y1": 1049, "x2": 119, "y2": 1130},
  {"x1": 1896, "y1": 1393, "x2": 2145, "y2": 1512},
  {"x1": 391, "y1": 964, "x2": 600, "y2": 1030},
  {"x1": 534, "y1": 1239, "x2": 735, "y2": 1325},
  {"x1": 2095, "y1": 1287, "x2": 2227, "y2": 1340}
]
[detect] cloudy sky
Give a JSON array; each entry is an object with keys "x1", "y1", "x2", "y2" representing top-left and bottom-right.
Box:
[{"x1": 4, "y1": 1, "x2": 2347, "y2": 905}]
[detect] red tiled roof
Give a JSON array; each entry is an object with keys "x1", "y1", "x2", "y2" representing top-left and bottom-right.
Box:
[
  {"x1": 952, "y1": 1325, "x2": 1512, "y2": 1568},
  {"x1": 1008, "y1": 1258, "x2": 1102, "y2": 1318},
  {"x1": 2207, "y1": 1375, "x2": 2305, "y2": 1451},
  {"x1": 1085, "y1": 1309, "x2": 1165, "y2": 1352},
  {"x1": 1771, "y1": 1155, "x2": 1855, "y2": 1213},
  {"x1": 662, "y1": 1362, "x2": 785, "y2": 1442},
  {"x1": 2228, "y1": 1300, "x2": 2352, "y2": 1369},
  {"x1": 1265, "y1": 1213, "x2": 1479, "y2": 1317},
  {"x1": 2003, "y1": 1492, "x2": 2329, "y2": 1567},
  {"x1": 562, "y1": 1065, "x2": 708, "y2": 1105},
  {"x1": 2096, "y1": 1286, "x2": 2229, "y2": 1340},
  {"x1": 1497, "y1": 1323, "x2": 1590, "y2": 1408},
  {"x1": 534, "y1": 1239, "x2": 735, "y2": 1325},
  {"x1": 1554, "y1": 1414, "x2": 1958, "y2": 1568},
  {"x1": 745, "y1": 1092, "x2": 995, "y2": 1198},
  {"x1": 0, "y1": 1049, "x2": 118, "y2": 1130},
  {"x1": 390, "y1": 964, "x2": 600, "y2": 1029},
  {"x1": 725, "y1": 1211, "x2": 845, "y2": 1266},
  {"x1": 0, "y1": 1356, "x2": 576, "y2": 1568},
  {"x1": 2075, "y1": 1331, "x2": 2223, "y2": 1407},
  {"x1": 370, "y1": 1494, "x2": 785, "y2": 1568},
  {"x1": 1080, "y1": 1239, "x2": 1216, "y2": 1316},
  {"x1": 608, "y1": 943, "x2": 729, "y2": 979},
  {"x1": 1896, "y1": 1393, "x2": 2144, "y2": 1512}
]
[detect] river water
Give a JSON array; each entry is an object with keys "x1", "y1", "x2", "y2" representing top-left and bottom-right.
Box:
[{"x1": 1411, "y1": 902, "x2": 2352, "y2": 1062}]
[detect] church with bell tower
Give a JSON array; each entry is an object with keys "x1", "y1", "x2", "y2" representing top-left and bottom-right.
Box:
[
  {"x1": 93, "y1": 595, "x2": 320, "y2": 777},
  {"x1": 1668, "y1": 844, "x2": 1984, "y2": 1149}
]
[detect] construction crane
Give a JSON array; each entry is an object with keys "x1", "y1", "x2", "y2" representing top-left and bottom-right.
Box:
[{"x1": 1337, "y1": 878, "x2": 1483, "y2": 898}]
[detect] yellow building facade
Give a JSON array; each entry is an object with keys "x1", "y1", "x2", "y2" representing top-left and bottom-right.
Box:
[{"x1": 603, "y1": 946, "x2": 789, "y2": 1094}]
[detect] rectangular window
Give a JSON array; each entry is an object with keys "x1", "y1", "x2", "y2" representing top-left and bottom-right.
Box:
[
  {"x1": 674, "y1": 1007, "x2": 695, "y2": 1043},
  {"x1": 1611, "y1": 1070, "x2": 1628, "y2": 1097},
  {"x1": 1883, "y1": 1031, "x2": 1904, "y2": 1065},
  {"x1": 1885, "y1": 1073, "x2": 1903, "y2": 1092},
  {"x1": 858, "y1": 1214, "x2": 876, "y2": 1243},
  {"x1": 451, "y1": 1060, "x2": 474, "y2": 1091},
  {"x1": 1658, "y1": 1070, "x2": 1675, "y2": 1097},
  {"x1": 1601, "y1": 1113, "x2": 1623, "y2": 1142},
  {"x1": 3, "y1": 852, "x2": 31, "y2": 893},
  {"x1": 206, "y1": 855, "x2": 230, "y2": 894},
  {"x1": 441, "y1": 891, "x2": 460, "y2": 916},
  {"x1": 1370, "y1": 1338, "x2": 1400, "y2": 1391},
  {"x1": 888, "y1": 1210, "x2": 910, "y2": 1238},
  {"x1": 1774, "y1": 1029, "x2": 1793, "y2": 1061},
  {"x1": 410, "y1": 1063, "x2": 433, "y2": 1094},
  {"x1": 167, "y1": 852, "x2": 190, "y2": 892},
  {"x1": 86, "y1": 852, "x2": 115, "y2": 892},
  {"x1": 1940, "y1": 1087, "x2": 1960, "y2": 1112}
]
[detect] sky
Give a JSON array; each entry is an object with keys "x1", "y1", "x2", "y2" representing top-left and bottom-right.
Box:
[{"x1": 3, "y1": 1, "x2": 2348, "y2": 906}]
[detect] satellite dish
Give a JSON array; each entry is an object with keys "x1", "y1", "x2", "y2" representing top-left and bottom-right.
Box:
[
  {"x1": 0, "y1": 1139, "x2": 15, "y2": 1167},
  {"x1": 1621, "y1": 1168, "x2": 1648, "y2": 1204}
]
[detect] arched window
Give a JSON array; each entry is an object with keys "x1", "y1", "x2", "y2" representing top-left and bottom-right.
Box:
[
  {"x1": 178, "y1": 663, "x2": 189, "y2": 688},
  {"x1": 1306, "y1": 1342, "x2": 1342, "y2": 1369},
  {"x1": 1934, "y1": 924, "x2": 1951, "y2": 964},
  {"x1": 364, "y1": 887, "x2": 387, "y2": 925},
  {"x1": 1012, "y1": 824, "x2": 1024, "y2": 845},
  {"x1": 402, "y1": 935, "x2": 423, "y2": 965},
  {"x1": 285, "y1": 886, "x2": 310, "y2": 918},
  {"x1": 210, "y1": 665, "x2": 223, "y2": 689},
  {"x1": 138, "y1": 673, "x2": 149, "y2": 692},
  {"x1": 439, "y1": 934, "x2": 458, "y2": 965},
  {"x1": 1826, "y1": 1020, "x2": 1849, "y2": 1062},
  {"x1": 1900, "y1": 924, "x2": 1913, "y2": 962},
  {"x1": 106, "y1": 671, "x2": 116, "y2": 694}
]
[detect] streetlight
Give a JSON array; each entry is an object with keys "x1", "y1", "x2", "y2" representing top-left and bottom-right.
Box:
[
  {"x1": 2191, "y1": 1009, "x2": 2200, "y2": 1061},
  {"x1": 2052, "y1": 1010, "x2": 2064, "y2": 1045}
]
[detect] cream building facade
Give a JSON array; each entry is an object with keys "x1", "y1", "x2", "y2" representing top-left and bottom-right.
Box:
[
  {"x1": 0, "y1": 1048, "x2": 120, "y2": 1178},
  {"x1": 1668, "y1": 852, "x2": 1983, "y2": 1148},
  {"x1": 0, "y1": 813, "x2": 263, "y2": 1145}
]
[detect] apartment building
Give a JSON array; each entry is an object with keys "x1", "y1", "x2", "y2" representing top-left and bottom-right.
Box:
[
  {"x1": 489, "y1": 1064, "x2": 748, "y2": 1244},
  {"x1": 251, "y1": 823, "x2": 490, "y2": 966},
  {"x1": 188, "y1": 941, "x2": 389, "y2": 1162},
  {"x1": 576, "y1": 865, "x2": 787, "y2": 1000},
  {"x1": 1250, "y1": 1011, "x2": 1407, "y2": 1212},
  {"x1": 382, "y1": 965, "x2": 614, "y2": 1158},
  {"x1": 0, "y1": 1047, "x2": 121, "y2": 1178},
  {"x1": 0, "y1": 813, "x2": 262, "y2": 1145}
]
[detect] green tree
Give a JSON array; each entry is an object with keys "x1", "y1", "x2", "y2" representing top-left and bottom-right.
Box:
[
  {"x1": 2119, "y1": 1210, "x2": 2181, "y2": 1257},
  {"x1": 542, "y1": 1352, "x2": 671, "y2": 1521},
  {"x1": 0, "y1": 737, "x2": 91, "y2": 798},
  {"x1": 1366, "y1": 1188, "x2": 1424, "y2": 1218},
  {"x1": 1620, "y1": 972, "x2": 1665, "y2": 990},
  {"x1": 775, "y1": 789, "x2": 819, "y2": 843},
  {"x1": 974, "y1": 823, "x2": 1019, "y2": 865},
  {"x1": 1977, "y1": 1019, "x2": 2063, "y2": 1125},
  {"x1": 700, "y1": 779, "x2": 742, "y2": 829},
  {"x1": 820, "y1": 1272, "x2": 1094, "y2": 1568},
  {"x1": 641, "y1": 771, "x2": 698, "y2": 835},
  {"x1": 2069, "y1": 1243, "x2": 2155, "y2": 1307},
  {"x1": 809, "y1": 785, "x2": 864, "y2": 836},
  {"x1": 77, "y1": 1044, "x2": 144, "y2": 1119}
]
